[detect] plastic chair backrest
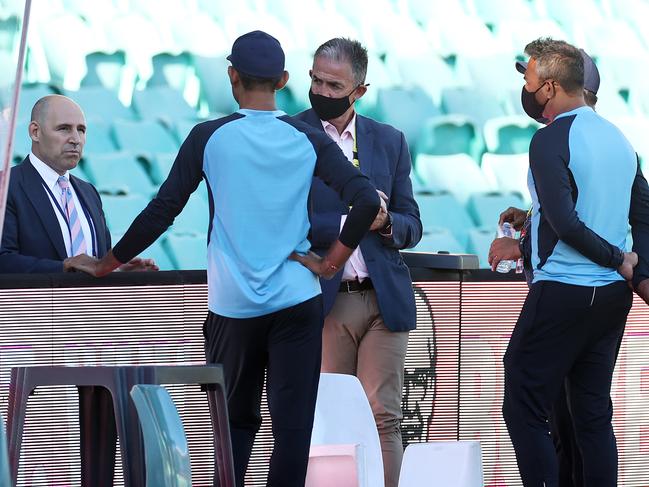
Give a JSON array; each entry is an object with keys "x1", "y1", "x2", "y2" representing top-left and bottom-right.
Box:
[
  {"x1": 310, "y1": 373, "x2": 383, "y2": 487},
  {"x1": 398, "y1": 441, "x2": 483, "y2": 487},
  {"x1": 130, "y1": 384, "x2": 191, "y2": 487}
]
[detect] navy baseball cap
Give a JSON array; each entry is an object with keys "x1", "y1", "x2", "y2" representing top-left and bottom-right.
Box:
[
  {"x1": 227, "y1": 30, "x2": 285, "y2": 78},
  {"x1": 515, "y1": 48, "x2": 600, "y2": 94}
]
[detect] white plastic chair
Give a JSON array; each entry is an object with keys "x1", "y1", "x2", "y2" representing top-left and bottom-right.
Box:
[
  {"x1": 306, "y1": 443, "x2": 364, "y2": 487},
  {"x1": 398, "y1": 441, "x2": 483, "y2": 487},
  {"x1": 310, "y1": 373, "x2": 384, "y2": 487}
]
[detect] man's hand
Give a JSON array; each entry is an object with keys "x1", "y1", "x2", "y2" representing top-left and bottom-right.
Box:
[
  {"x1": 369, "y1": 190, "x2": 389, "y2": 231},
  {"x1": 488, "y1": 237, "x2": 522, "y2": 272},
  {"x1": 635, "y1": 278, "x2": 649, "y2": 305},
  {"x1": 117, "y1": 257, "x2": 159, "y2": 272},
  {"x1": 289, "y1": 251, "x2": 338, "y2": 279},
  {"x1": 63, "y1": 254, "x2": 99, "y2": 275},
  {"x1": 499, "y1": 207, "x2": 528, "y2": 231},
  {"x1": 618, "y1": 251, "x2": 638, "y2": 281}
]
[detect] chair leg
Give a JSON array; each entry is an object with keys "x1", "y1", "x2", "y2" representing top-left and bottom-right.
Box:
[
  {"x1": 79, "y1": 386, "x2": 117, "y2": 487},
  {"x1": 6, "y1": 368, "x2": 28, "y2": 486},
  {"x1": 207, "y1": 386, "x2": 236, "y2": 487}
]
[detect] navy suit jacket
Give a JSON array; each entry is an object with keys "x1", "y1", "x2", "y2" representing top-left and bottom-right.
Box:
[
  {"x1": 0, "y1": 157, "x2": 111, "y2": 273},
  {"x1": 295, "y1": 109, "x2": 422, "y2": 332}
]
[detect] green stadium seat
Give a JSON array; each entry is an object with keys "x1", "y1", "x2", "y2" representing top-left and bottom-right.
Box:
[
  {"x1": 148, "y1": 52, "x2": 194, "y2": 92},
  {"x1": 467, "y1": 227, "x2": 496, "y2": 269},
  {"x1": 82, "y1": 50, "x2": 127, "y2": 91},
  {"x1": 194, "y1": 55, "x2": 238, "y2": 115},
  {"x1": 16, "y1": 84, "x2": 57, "y2": 122},
  {"x1": 111, "y1": 233, "x2": 176, "y2": 271},
  {"x1": 131, "y1": 86, "x2": 198, "y2": 123},
  {"x1": 113, "y1": 119, "x2": 179, "y2": 154},
  {"x1": 166, "y1": 233, "x2": 207, "y2": 270},
  {"x1": 611, "y1": 116, "x2": 649, "y2": 164},
  {"x1": 470, "y1": 0, "x2": 533, "y2": 24},
  {"x1": 150, "y1": 152, "x2": 176, "y2": 185},
  {"x1": 416, "y1": 115, "x2": 482, "y2": 159},
  {"x1": 389, "y1": 53, "x2": 458, "y2": 107},
  {"x1": 442, "y1": 87, "x2": 507, "y2": 127},
  {"x1": 416, "y1": 192, "x2": 475, "y2": 248},
  {"x1": 483, "y1": 115, "x2": 540, "y2": 154},
  {"x1": 412, "y1": 228, "x2": 465, "y2": 254},
  {"x1": 455, "y1": 54, "x2": 522, "y2": 98},
  {"x1": 480, "y1": 153, "x2": 531, "y2": 205},
  {"x1": 466, "y1": 192, "x2": 525, "y2": 228},
  {"x1": 84, "y1": 152, "x2": 157, "y2": 196},
  {"x1": 83, "y1": 118, "x2": 119, "y2": 154},
  {"x1": 171, "y1": 195, "x2": 210, "y2": 235},
  {"x1": 375, "y1": 86, "x2": 441, "y2": 150},
  {"x1": 11, "y1": 119, "x2": 30, "y2": 161},
  {"x1": 66, "y1": 86, "x2": 136, "y2": 122},
  {"x1": 595, "y1": 88, "x2": 632, "y2": 118},
  {"x1": 415, "y1": 153, "x2": 495, "y2": 205},
  {"x1": 70, "y1": 163, "x2": 91, "y2": 182},
  {"x1": 101, "y1": 194, "x2": 149, "y2": 235}
]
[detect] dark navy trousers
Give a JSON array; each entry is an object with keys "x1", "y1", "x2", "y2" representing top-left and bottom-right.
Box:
[{"x1": 503, "y1": 280, "x2": 631, "y2": 487}]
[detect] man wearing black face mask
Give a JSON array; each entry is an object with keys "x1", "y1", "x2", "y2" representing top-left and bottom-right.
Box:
[
  {"x1": 492, "y1": 48, "x2": 649, "y2": 487},
  {"x1": 292, "y1": 37, "x2": 422, "y2": 487},
  {"x1": 496, "y1": 38, "x2": 639, "y2": 487}
]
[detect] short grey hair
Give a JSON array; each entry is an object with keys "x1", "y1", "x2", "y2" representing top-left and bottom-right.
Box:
[
  {"x1": 524, "y1": 37, "x2": 584, "y2": 94},
  {"x1": 314, "y1": 38, "x2": 368, "y2": 86}
]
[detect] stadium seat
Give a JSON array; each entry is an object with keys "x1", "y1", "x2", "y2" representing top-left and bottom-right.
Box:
[
  {"x1": 483, "y1": 115, "x2": 540, "y2": 154},
  {"x1": 398, "y1": 441, "x2": 483, "y2": 487},
  {"x1": 480, "y1": 153, "x2": 531, "y2": 205},
  {"x1": 81, "y1": 50, "x2": 128, "y2": 91},
  {"x1": 113, "y1": 119, "x2": 179, "y2": 154},
  {"x1": 147, "y1": 51, "x2": 194, "y2": 92},
  {"x1": 174, "y1": 119, "x2": 202, "y2": 144},
  {"x1": 130, "y1": 385, "x2": 192, "y2": 487},
  {"x1": 166, "y1": 233, "x2": 207, "y2": 270},
  {"x1": 70, "y1": 163, "x2": 91, "y2": 182},
  {"x1": 466, "y1": 192, "x2": 525, "y2": 228},
  {"x1": 416, "y1": 115, "x2": 481, "y2": 159},
  {"x1": 171, "y1": 195, "x2": 210, "y2": 235},
  {"x1": 375, "y1": 86, "x2": 441, "y2": 151},
  {"x1": 84, "y1": 152, "x2": 157, "y2": 197},
  {"x1": 581, "y1": 19, "x2": 645, "y2": 57},
  {"x1": 194, "y1": 54, "x2": 239, "y2": 115},
  {"x1": 11, "y1": 119, "x2": 31, "y2": 161},
  {"x1": 454, "y1": 54, "x2": 522, "y2": 98},
  {"x1": 594, "y1": 88, "x2": 633, "y2": 118},
  {"x1": 150, "y1": 152, "x2": 176, "y2": 185},
  {"x1": 415, "y1": 153, "x2": 495, "y2": 205},
  {"x1": 131, "y1": 86, "x2": 198, "y2": 123},
  {"x1": 82, "y1": 118, "x2": 119, "y2": 154},
  {"x1": 469, "y1": 0, "x2": 533, "y2": 24},
  {"x1": 101, "y1": 194, "x2": 150, "y2": 235},
  {"x1": 467, "y1": 228, "x2": 496, "y2": 269},
  {"x1": 311, "y1": 373, "x2": 383, "y2": 487},
  {"x1": 66, "y1": 86, "x2": 136, "y2": 122},
  {"x1": 412, "y1": 228, "x2": 465, "y2": 254},
  {"x1": 415, "y1": 192, "x2": 475, "y2": 248},
  {"x1": 611, "y1": 116, "x2": 649, "y2": 164},
  {"x1": 16, "y1": 84, "x2": 56, "y2": 122},
  {"x1": 493, "y1": 19, "x2": 569, "y2": 58},
  {"x1": 388, "y1": 53, "x2": 457, "y2": 107},
  {"x1": 442, "y1": 87, "x2": 507, "y2": 128}
]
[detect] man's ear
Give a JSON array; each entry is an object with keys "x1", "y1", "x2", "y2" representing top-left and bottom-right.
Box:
[
  {"x1": 28, "y1": 121, "x2": 39, "y2": 142},
  {"x1": 228, "y1": 66, "x2": 239, "y2": 86},
  {"x1": 276, "y1": 70, "x2": 289, "y2": 91},
  {"x1": 353, "y1": 84, "x2": 368, "y2": 102}
]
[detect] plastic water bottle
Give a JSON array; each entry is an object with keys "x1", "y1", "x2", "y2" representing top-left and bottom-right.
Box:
[{"x1": 496, "y1": 222, "x2": 515, "y2": 273}]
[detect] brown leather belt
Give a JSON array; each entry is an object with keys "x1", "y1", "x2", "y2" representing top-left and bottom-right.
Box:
[{"x1": 338, "y1": 278, "x2": 373, "y2": 293}]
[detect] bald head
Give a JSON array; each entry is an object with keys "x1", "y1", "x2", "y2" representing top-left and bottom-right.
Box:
[{"x1": 29, "y1": 95, "x2": 86, "y2": 175}]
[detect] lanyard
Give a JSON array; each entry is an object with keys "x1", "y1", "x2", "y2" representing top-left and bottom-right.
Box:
[
  {"x1": 40, "y1": 178, "x2": 97, "y2": 257},
  {"x1": 352, "y1": 126, "x2": 359, "y2": 168}
]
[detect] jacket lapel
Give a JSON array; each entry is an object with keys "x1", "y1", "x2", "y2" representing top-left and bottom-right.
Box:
[
  {"x1": 20, "y1": 158, "x2": 68, "y2": 259},
  {"x1": 71, "y1": 176, "x2": 106, "y2": 257},
  {"x1": 355, "y1": 115, "x2": 375, "y2": 177}
]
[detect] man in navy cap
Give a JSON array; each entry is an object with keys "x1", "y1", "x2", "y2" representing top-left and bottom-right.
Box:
[{"x1": 66, "y1": 30, "x2": 380, "y2": 487}]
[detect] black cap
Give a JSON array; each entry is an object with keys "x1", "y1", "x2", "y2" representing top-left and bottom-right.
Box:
[
  {"x1": 515, "y1": 48, "x2": 600, "y2": 94},
  {"x1": 227, "y1": 30, "x2": 285, "y2": 78}
]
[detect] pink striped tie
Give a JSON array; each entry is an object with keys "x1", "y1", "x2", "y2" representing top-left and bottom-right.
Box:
[{"x1": 57, "y1": 176, "x2": 88, "y2": 256}]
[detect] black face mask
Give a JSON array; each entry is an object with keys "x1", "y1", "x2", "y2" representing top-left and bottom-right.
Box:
[
  {"x1": 309, "y1": 87, "x2": 357, "y2": 121},
  {"x1": 521, "y1": 82, "x2": 550, "y2": 123}
]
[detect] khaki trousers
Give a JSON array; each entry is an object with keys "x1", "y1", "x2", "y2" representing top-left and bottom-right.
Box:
[{"x1": 322, "y1": 289, "x2": 409, "y2": 487}]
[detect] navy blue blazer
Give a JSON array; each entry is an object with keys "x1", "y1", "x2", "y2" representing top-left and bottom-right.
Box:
[
  {"x1": 295, "y1": 109, "x2": 422, "y2": 332},
  {"x1": 0, "y1": 157, "x2": 111, "y2": 273}
]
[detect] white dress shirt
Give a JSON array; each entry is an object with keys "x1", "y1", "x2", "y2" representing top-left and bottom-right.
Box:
[
  {"x1": 29, "y1": 153, "x2": 94, "y2": 257},
  {"x1": 321, "y1": 115, "x2": 370, "y2": 282}
]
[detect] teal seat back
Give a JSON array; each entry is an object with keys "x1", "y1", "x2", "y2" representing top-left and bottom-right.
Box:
[{"x1": 130, "y1": 385, "x2": 191, "y2": 487}]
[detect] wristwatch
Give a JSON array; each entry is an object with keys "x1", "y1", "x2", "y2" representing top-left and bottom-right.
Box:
[{"x1": 379, "y1": 212, "x2": 393, "y2": 236}]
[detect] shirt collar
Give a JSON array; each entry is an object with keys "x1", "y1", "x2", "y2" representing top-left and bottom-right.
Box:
[
  {"x1": 29, "y1": 152, "x2": 70, "y2": 190},
  {"x1": 321, "y1": 113, "x2": 356, "y2": 141}
]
